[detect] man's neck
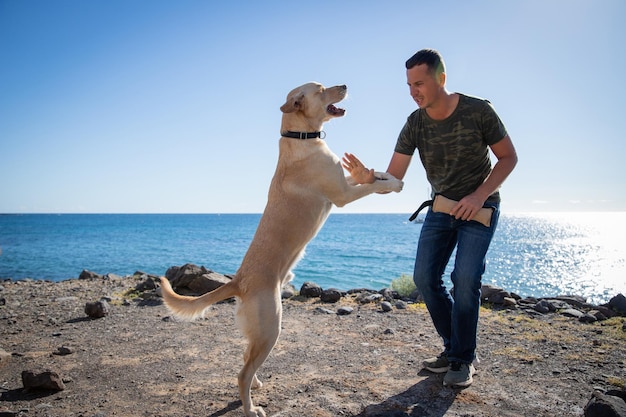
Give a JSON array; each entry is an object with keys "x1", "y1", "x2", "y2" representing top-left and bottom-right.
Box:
[{"x1": 425, "y1": 91, "x2": 459, "y2": 121}]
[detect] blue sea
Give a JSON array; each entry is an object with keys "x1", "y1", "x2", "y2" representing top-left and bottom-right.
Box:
[{"x1": 0, "y1": 213, "x2": 624, "y2": 305}]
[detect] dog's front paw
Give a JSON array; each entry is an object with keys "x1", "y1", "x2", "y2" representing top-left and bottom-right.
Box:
[
  {"x1": 374, "y1": 172, "x2": 403, "y2": 192},
  {"x1": 374, "y1": 171, "x2": 392, "y2": 181},
  {"x1": 389, "y1": 179, "x2": 404, "y2": 192}
]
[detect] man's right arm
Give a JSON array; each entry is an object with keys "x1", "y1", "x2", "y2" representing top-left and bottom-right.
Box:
[{"x1": 386, "y1": 152, "x2": 413, "y2": 181}]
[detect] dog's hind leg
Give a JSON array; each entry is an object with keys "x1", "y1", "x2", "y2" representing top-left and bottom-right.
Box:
[{"x1": 236, "y1": 289, "x2": 282, "y2": 417}]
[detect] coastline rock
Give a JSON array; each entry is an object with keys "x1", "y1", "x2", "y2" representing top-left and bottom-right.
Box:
[
  {"x1": 165, "y1": 264, "x2": 231, "y2": 295},
  {"x1": 555, "y1": 295, "x2": 592, "y2": 309},
  {"x1": 481, "y1": 284, "x2": 512, "y2": 304},
  {"x1": 356, "y1": 292, "x2": 383, "y2": 304},
  {"x1": 135, "y1": 276, "x2": 158, "y2": 292},
  {"x1": 320, "y1": 288, "x2": 342, "y2": 303},
  {"x1": 607, "y1": 293, "x2": 626, "y2": 316},
  {"x1": 78, "y1": 269, "x2": 101, "y2": 280},
  {"x1": 584, "y1": 390, "x2": 626, "y2": 417},
  {"x1": 300, "y1": 281, "x2": 322, "y2": 298},
  {"x1": 21, "y1": 369, "x2": 65, "y2": 391},
  {"x1": 380, "y1": 288, "x2": 396, "y2": 302}
]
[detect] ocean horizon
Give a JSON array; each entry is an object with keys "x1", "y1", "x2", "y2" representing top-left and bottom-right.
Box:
[{"x1": 1, "y1": 212, "x2": 625, "y2": 305}]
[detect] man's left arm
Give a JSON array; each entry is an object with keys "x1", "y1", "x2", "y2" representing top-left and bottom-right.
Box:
[{"x1": 450, "y1": 135, "x2": 518, "y2": 221}]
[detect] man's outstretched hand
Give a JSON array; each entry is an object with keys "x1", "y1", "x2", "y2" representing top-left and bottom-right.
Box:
[{"x1": 342, "y1": 153, "x2": 376, "y2": 184}]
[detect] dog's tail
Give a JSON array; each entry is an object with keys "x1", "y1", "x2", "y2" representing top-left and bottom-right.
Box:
[{"x1": 159, "y1": 277, "x2": 239, "y2": 321}]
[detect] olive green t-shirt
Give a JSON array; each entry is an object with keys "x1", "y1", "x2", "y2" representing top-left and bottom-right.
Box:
[{"x1": 394, "y1": 93, "x2": 507, "y2": 203}]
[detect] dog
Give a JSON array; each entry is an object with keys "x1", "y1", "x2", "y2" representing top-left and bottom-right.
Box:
[{"x1": 160, "y1": 82, "x2": 403, "y2": 417}]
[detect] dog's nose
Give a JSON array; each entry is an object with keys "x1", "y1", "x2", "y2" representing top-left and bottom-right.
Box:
[{"x1": 339, "y1": 85, "x2": 347, "y2": 90}]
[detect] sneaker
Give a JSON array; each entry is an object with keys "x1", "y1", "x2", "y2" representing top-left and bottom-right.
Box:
[
  {"x1": 443, "y1": 362, "x2": 476, "y2": 388},
  {"x1": 422, "y1": 352, "x2": 450, "y2": 373}
]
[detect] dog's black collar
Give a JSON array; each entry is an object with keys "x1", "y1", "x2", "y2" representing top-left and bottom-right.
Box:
[{"x1": 282, "y1": 131, "x2": 326, "y2": 140}]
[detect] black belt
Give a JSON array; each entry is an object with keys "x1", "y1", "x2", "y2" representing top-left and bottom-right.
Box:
[{"x1": 408, "y1": 199, "x2": 433, "y2": 222}]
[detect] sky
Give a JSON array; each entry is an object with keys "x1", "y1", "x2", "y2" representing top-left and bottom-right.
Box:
[{"x1": 1, "y1": 0, "x2": 624, "y2": 214}]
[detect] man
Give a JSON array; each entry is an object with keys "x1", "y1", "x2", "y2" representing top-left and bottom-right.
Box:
[{"x1": 343, "y1": 48, "x2": 517, "y2": 388}]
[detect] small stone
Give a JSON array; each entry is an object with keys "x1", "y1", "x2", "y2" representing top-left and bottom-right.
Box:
[
  {"x1": 380, "y1": 301, "x2": 393, "y2": 312},
  {"x1": 580, "y1": 313, "x2": 598, "y2": 324},
  {"x1": 135, "y1": 277, "x2": 157, "y2": 292},
  {"x1": 561, "y1": 308, "x2": 584, "y2": 319},
  {"x1": 53, "y1": 346, "x2": 74, "y2": 356},
  {"x1": 337, "y1": 306, "x2": 354, "y2": 316},
  {"x1": 0, "y1": 348, "x2": 11, "y2": 366},
  {"x1": 22, "y1": 369, "x2": 65, "y2": 391},
  {"x1": 314, "y1": 307, "x2": 335, "y2": 315},
  {"x1": 281, "y1": 283, "x2": 296, "y2": 299},
  {"x1": 85, "y1": 300, "x2": 110, "y2": 319},
  {"x1": 503, "y1": 297, "x2": 517, "y2": 307}
]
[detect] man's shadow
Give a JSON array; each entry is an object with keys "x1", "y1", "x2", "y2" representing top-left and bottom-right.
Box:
[{"x1": 353, "y1": 371, "x2": 459, "y2": 417}]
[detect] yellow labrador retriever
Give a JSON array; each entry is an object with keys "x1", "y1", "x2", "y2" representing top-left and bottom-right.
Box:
[{"x1": 160, "y1": 82, "x2": 403, "y2": 417}]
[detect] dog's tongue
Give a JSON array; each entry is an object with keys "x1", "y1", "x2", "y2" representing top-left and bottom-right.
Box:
[{"x1": 327, "y1": 104, "x2": 346, "y2": 116}]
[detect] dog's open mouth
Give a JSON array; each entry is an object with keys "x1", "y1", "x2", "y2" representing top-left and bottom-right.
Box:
[{"x1": 327, "y1": 104, "x2": 346, "y2": 117}]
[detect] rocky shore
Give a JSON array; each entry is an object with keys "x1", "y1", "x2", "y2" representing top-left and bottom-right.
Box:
[{"x1": 1, "y1": 265, "x2": 625, "y2": 417}]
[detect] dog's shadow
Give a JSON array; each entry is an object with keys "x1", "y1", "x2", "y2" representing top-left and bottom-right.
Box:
[
  {"x1": 207, "y1": 400, "x2": 242, "y2": 417},
  {"x1": 353, "y1": 372, "x2": 459, "y2": 417}
]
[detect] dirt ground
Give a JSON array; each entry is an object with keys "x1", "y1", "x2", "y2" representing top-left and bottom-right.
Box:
[{"x1": 1, "y1": 276, "x2": 625, "y2": 417}]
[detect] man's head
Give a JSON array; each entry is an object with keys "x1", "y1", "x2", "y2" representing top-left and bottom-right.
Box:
[
  {"x1": 405, "y1": 49, "x2": 447, "y2": 109},
  {"x1": 405, "y1": 49, "x2": 446, "y2": 76}
]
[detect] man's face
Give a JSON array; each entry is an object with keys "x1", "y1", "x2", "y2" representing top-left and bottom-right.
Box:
[{"x1": 406, "y1": 64, "x2": 442, "y2": 109}]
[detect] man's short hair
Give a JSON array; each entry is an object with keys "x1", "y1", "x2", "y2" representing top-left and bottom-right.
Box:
[{"x1": 405, "y1": 49, "x2": 446, "y2": 76}]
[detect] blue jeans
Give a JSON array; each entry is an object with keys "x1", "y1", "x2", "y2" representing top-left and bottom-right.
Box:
[{"x1": 413, "y1": 203, "x2": 499, "y2": 364}]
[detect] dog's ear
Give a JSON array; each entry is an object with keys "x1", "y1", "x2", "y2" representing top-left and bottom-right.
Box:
[{"x1": 280, "y1": 93, "x2": 304, "y2": 113}]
